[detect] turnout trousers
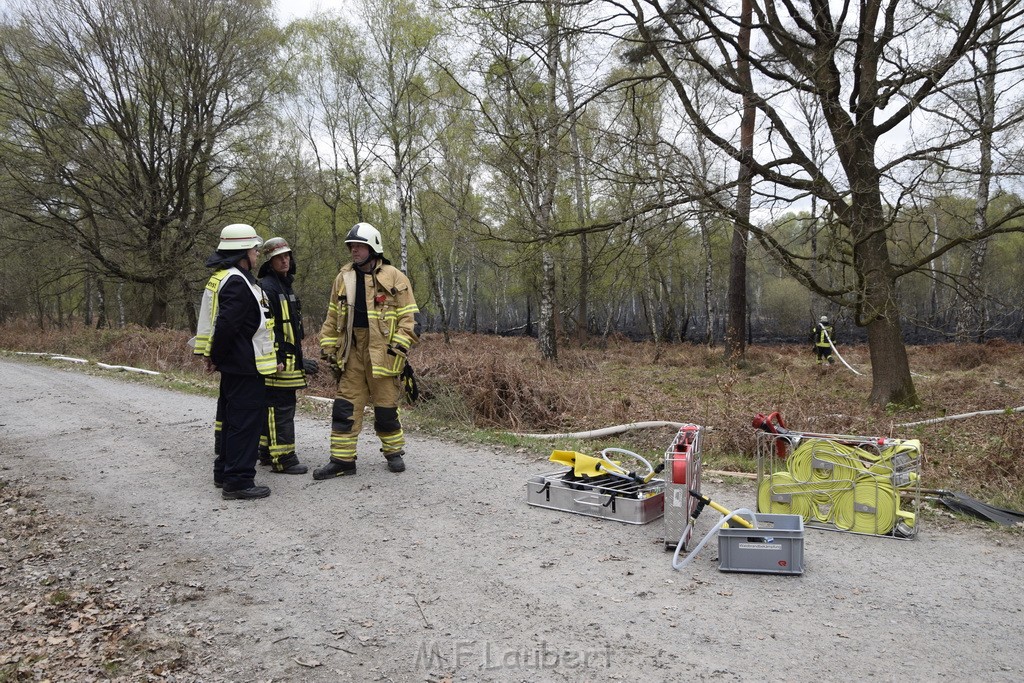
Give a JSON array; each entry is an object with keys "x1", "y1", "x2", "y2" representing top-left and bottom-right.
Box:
[
  {"x1": 260, "y1": 387, "x2": 300, "y2": 471},
  {"x1": 214, "y1": 372, "x2": 266, "y2": 491},
  {"x1": 329, "y1": 328, "x2": 404, "y2": 463}
]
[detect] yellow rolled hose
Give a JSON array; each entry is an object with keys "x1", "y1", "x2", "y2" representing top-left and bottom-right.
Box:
[
  {"x1": 832, "y1": 476, "x2": 899, "y2": 535},
  {"x1": 757, "y1": 472, "x2": 814, "y2": 521},
  {"x1": 786, "y1": 439, "x2": 863, "y2": 483}
]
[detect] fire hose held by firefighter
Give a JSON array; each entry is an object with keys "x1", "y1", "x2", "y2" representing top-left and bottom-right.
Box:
[{"x1": 813, "y1": 315, "x2": 864, "y2": 376}]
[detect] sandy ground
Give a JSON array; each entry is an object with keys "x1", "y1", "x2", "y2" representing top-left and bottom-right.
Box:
[{"x1": 1, "y1": 356, "x2": 1023, "y2": 682}]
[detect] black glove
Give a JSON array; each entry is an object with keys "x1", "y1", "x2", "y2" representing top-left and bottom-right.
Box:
[
  {"x1": 321, "y1": 349, "x2": 342, "y2": 382},
  {"x1": 302, "y1": 358, "x2": 319, "y2": 376},
  {"x1": 401, "y1": 362, "x2": 419, "y2": 403}
]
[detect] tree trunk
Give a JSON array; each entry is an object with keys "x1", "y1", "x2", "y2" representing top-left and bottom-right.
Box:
[
  {"x1": 117, "y1": 283, "x2": 126, "y2": 328},
  {"x1": 181, "y1": 277, "x2": 196, "y2": 333},
  {"x1": 84, "y1": 274, "x2": 93, "y2": 327},
  {"x1": 853, "y1": 200, "x2": 919, "y2": 408},
  {"x1": 96, "y1": 278, "x2": 108, "y2": 330},
  {"x1": 147, "y1": 275, "x2": 170, "y2": 328},
  {"x1": 866, "y1": 312, "x2": 917, "y2": 407},
  {"x1": 725, "y1": 0, "x2": 754, "y2": 360},
  {"x1": 469, "y1": 268, "x2": 478, "y2": 334},
  {"x1": 561, "y1": 51, "x2": 590, "y2": 345},
  {"x1": 539, "y1": 246, "x2": 558, "y2": 361},
  {"x1": 699, "y1": 212, "x2": 714, "y2": 346},
  {"x1": 956, "y1": 12, "x2": 998, "y2": 343}
]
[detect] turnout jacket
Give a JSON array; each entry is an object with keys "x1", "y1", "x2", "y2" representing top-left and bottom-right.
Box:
[
  {"x1": 319, "y1": 260, "x2": 418, "y2": 377},
  {"x1": 258, "y1": 261, "x2": 308, "y2": 389},
  {"x1": 194, "y1": 255, "x2": 276, "y2": 376},
  {"x1": 812, "y1": 322, "x2": 835, "y2": 348}
]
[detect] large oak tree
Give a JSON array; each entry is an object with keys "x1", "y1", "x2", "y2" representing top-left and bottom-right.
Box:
[{"x1": 618, "y1": 0, "x2": 1024, "y2": 406}]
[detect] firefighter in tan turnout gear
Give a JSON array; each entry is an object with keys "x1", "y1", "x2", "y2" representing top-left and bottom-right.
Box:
[
  {"x1": 313, "y1": 223, "x2": 419, "y2": 479},
  {"x1": 257, "y1": 237, "x2": 318, "y2": 475}
]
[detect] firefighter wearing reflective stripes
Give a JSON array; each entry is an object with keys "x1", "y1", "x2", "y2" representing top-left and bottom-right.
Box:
[
  {"x1": 313, "y1": 223, "x2": 418, "y2": 479},
  {"x1": 812, "y1": 316, "x2": 835, "y2": 365},
  {"x1": 256, "y1": 237, "x2": 312, "y2": 475},
  {"x1": 194, "y1": 224, "x2": 277, "y2": 500}
]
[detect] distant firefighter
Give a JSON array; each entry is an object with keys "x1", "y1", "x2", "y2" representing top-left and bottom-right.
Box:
[{"x1": 812, "y1": 315, "x2": 835, "y2": 365}]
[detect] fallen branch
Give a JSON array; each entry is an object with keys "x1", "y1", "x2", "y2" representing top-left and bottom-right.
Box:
[{"x1": 410, "y1": 593, "x2": 433, "y2": 629}]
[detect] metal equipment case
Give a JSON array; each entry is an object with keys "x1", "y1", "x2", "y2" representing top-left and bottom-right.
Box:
[
  {"x1": 526, "y1": 470, "x2": 665, "y2": 525},
  {"x1": 755, "y1": 429, "x2": 921, "y2": 539}
]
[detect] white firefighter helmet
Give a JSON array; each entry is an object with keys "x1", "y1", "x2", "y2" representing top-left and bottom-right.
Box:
[
  {"x1": 218, "y1": 223, "x2": 263, "y2": 251},
  {"x1": 261, "y1": 237, "x2": 292, "y2": 259},
  {"x1": 345, "y1": 222, "x2": 384, "y2": 256},
  {"x1": 820, "y1": 315, "x2": 829, "y2": 323}
]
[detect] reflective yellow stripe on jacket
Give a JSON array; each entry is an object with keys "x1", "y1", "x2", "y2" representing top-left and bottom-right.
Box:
[
  {"x1": 266, "y1": 292, "x2": 307, "y2": 389},
  {"x1": 195, "y1": 267, "x2": 277, "y2": 376},
  {"x1": 319, "y1": 263, "x2": 419, "y2": 379}
]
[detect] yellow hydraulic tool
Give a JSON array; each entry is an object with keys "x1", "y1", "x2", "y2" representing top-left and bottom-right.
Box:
[
  {"x1": 688, "y1": 489, "x2": 755, "y2": 529},
  {"x1": 550, "y1": 450, "x2": 625, "y2": 478}
]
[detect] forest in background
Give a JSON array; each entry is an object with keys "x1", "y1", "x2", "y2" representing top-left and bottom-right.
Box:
[{"x1": 3, "y1": 0, "x2": 1024, "y2": 410}]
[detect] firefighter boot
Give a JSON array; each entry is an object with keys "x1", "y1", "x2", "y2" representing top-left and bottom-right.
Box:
[
  {"x1": 385, "y1": 450, "x2": 406, "y2": 473},
  {"x1": 271, "y1": 453, "x2": 308, "y2": 475},
  {"x1": 313, "y1": 459, "x2": 356, "y2": 480},
  {"x1": 222, "y1": 485, "x2": 271, "y2": 500},
  {"x1": 275, "y1": 463, "x2": 309, "y2": 475}
]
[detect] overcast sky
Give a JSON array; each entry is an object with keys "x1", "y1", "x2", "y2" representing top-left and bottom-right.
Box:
[{"x1": 275, "y1": 0, "x2": 356, "y2": 25}]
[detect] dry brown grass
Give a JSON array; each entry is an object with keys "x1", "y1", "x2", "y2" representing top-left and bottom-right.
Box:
[
  {"x1": 412, "y1": 333, "x2": 1024, "y2": 509},
  {"x1": 2, "y1": 322, "x2": 1022, "y2": 508}
]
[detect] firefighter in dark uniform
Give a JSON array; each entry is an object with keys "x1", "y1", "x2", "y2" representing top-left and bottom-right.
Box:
[
  {"x1": 194, "y1": 223, "x2": 278, "y2": 500},
  {"x1": 812, "y1": 315, "x2": 835, "y2": 365},
  {"x1": 313, "y1": 222, "x2": 419, "y2": 479},
  {"x1": 256, "y1": 237, "x2": 318, "y2": 475}
]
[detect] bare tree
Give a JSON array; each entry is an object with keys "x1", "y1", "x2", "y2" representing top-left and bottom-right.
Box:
[
  {"x1": 356, "y1": 0, "x2": 442, "y2": 274},
  {"x1": 0, "y1": 0, "x2": 279, "y2": 327},
  {"x1": 620, "y1": 0, "x2": 1024, "y2": 407},
  {"x1": 950, "y1": 0, "x2": 1024, "y2": 341},
  {"x1": 284, "y1": 14, "x2": 377, "y2": 272}
]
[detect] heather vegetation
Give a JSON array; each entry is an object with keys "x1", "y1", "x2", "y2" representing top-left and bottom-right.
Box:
[{"x1": 3, "y1": 322, "x2": 1021, "y2": 511}]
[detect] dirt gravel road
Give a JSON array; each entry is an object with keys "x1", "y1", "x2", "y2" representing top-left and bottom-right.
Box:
[{"x1": 2, "y1": 357, "x2": 1023, "y2": 682}]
